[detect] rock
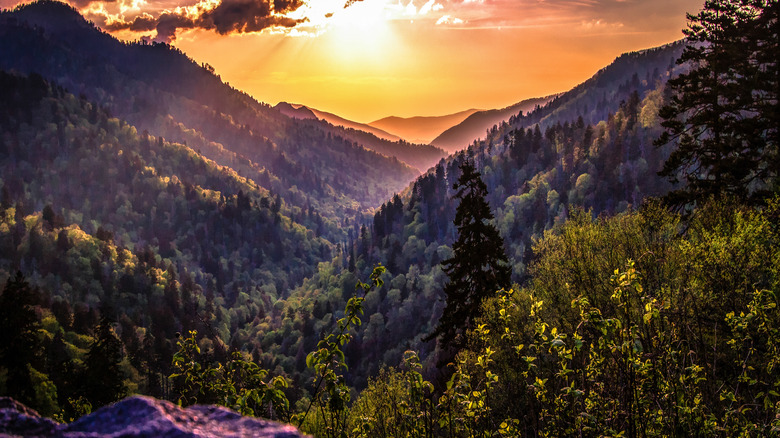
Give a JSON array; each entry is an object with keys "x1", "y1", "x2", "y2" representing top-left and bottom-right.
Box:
[
  {"x1": 0, "y1": 396, "x2": 308, "y2": 437},
  {"x1": 0, "y1": 397, "x2": 59, "y2": 437}
]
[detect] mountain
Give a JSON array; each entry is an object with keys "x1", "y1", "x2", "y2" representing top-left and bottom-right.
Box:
[
  {"x1": 0, "y1": 0, "x2": 425, "y2": 412},
  {"x1": 368, "y1": 109, "x2": 480, "y2": 144},
  {"x1": 306, "y1": 121, "x2": 447, "y2": 173},
  {"x1": 273, "y1": 102, "x2": 318, "y2": 120},
  {"x1": 0, "y1": 69, "x2": 340, "y2": 415},
  {"x1": 264, "y1": 41, "x2": 688, "y2": 388},
  {"x1": 276, "y1": 102, "x2": 447, "y2": 172},
  {"x1": 430, "y1": 96, "x2": 556, "y2": 153},
  {"x1": 0, "y1": 0, "x2": 418, "y2": 243},
  {"x1": 518, "y1": 43, "x2": 687, "y2": 129},
  {"x1": 298, "y1": 104, "x2": 401, "y2": 142}
]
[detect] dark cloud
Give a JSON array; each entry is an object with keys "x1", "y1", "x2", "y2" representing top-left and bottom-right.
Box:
[
  {"x1": 104, "y1": 0, "x2": 306, "y2": 42},
  {"x1": 68, "y1": 0, "x2": 117, "y2": 8},
  {"x1": 200, "y1": 0, "x2": 303, "y2": 34}
]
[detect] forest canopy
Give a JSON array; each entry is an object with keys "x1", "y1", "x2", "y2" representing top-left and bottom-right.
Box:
[{"x1": 0, "y1": 0, "x2": 778, "y2": 436}]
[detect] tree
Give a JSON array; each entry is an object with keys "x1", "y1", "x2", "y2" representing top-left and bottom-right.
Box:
[
  {"x1": 656, "y1": 0, "x2": 779, "y2": 206},
  {"x1": 42, "y1": 204, "x2": 55, "y2": 230},
  {"x1": 0, "y1": 272, "x2": 42, "y2": 407},
  {"x1": 427, "y1": 160, "x2": 511, "y2": 349},
  {"x1": 84, "y1": 315, "x2": 127, "y2": 408}
]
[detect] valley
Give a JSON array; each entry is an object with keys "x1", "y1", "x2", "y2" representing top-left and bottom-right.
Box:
[{"x1": 0, "y1": 0, "x2": 778, "y2": 436}]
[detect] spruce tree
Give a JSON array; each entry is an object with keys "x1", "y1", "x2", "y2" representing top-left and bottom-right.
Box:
[
  {"x1": 428, "y1": 160, "x2": 511, "y2": 349},
  {"x1": 0, "y1": 272, "x2": 41, "y2": 407},
  {"x1": 84, "y1": 315, "x2": 127, "y2": 408},
  {"x1": 656, "y1": 0, "x2": 779, "y2": 206}
]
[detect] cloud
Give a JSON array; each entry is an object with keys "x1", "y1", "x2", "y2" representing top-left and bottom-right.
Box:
[
  {"x1": 418, "y1": 0, "x2": 442, "y2": 15},
  {"x1": 68, "y1": 0, "x2": 113, "y2": 8},
  {"x1": 435, "y1": 14, "x2": 462, "y2": 25},
  {"x1": 100, "y1": 0, "x2": 307, "y2": 41},
  {"x1": 580, "y1": 18, "x2": 624, "y2": 30}
]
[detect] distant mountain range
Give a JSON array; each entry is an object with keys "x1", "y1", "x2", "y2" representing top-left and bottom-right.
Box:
[
  {"x1": 430, "y1": 96, "x2": 557, "y2": 153},
  {"x1": 275, "y1": 102, "x2": 401, "y2": 142},
  {"x1": 280, "y1": 96, "x2": 561, "y2": 158},
  {"x1": 273, "y1": 102, "x2": 446, "y2": 172},
  {"x1": 368, "y1": 109, "x2": 480, "y2": 144}
]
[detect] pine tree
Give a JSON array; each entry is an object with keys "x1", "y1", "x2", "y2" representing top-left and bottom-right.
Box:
[
  {"x1": 0, "y1": 272, "x2": 41, "y2": 407},
  {"x1": 656, "y1": 0, "x2": 779, "y2": 206},
  {"x1": 84, "y1": 315, "x2": 127, "y2": 408},
  {"x1": 428, "y1": 160, "x2": 511, "y2": 349}
]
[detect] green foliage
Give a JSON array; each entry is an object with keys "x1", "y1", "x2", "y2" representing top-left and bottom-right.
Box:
[
  {"x1": 348, "y1": 351, "x2": 435, "y2": 438},
  {"x1": 723, "y1": 288, "x2": 780, "y2": 434},
  {"x1": 170, "y1": 330, "x2": 290, "y2": 419},
  {"x1": 442, "y1": 197, "x2": 780, "y2": 436},
  {"x1": 298, "y1": 265, "x2": 385, "y2": 437},
  {"x1": 27, "y1": 364, "x2": 59, "y2": 418}
]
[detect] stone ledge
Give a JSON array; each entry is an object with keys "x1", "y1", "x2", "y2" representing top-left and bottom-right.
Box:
[{"x1": 0, "y1": 396, "x2": 308, "y2": 438}]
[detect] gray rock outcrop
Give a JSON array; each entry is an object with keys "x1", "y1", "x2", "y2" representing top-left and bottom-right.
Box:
[{"x1": 0, "y1": 396, "x2": 308, "y2": 437}]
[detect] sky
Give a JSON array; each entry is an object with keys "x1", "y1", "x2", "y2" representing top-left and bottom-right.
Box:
[{"x1": 3, "y1": 0, "x2": 705, "y2": 122}]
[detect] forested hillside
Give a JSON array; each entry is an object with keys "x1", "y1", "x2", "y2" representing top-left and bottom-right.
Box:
[
  {"x1": 0, "y1": 70, "x2": 332, "y2": 416},
  {"x1": 431, "y1": 95, "x2": 556, "y2": 153},
  {"x1": 268, "y1": 41, "x2": 688, "y2": 388},
  {"x1": 0, "y1": 0, "x2": 420, "y2": 242},
  {"x1": 274, "y1": 103, "x2": 447, "y2": 172},
  {"x1": 0, "y1": 0, "x2": 777, "y2": 436}
]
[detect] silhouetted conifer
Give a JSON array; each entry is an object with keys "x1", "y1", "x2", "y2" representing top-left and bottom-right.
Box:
[
  {"x1": 84, "y1": 314, "x2": 127, "y2": 408},
  {"x1": 427, "y1": 160, "x2": 511, "y2": 350},
  {"x1": 0, "y1": 272, "x2": 41, "y2": 407},
  {"x1": 657, "y1": 0, "x2": 779, "y2": 206}
]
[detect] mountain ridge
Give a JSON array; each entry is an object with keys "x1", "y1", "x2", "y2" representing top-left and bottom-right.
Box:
[
  {"x1": 282, "y1": 102, "x2": 403, "y2": 142},
  {"x1": 368, "y1": 108, "x2": 480, "y2": 144},
  {"x1": 430, "y1": 95, "x2": 558, "y2": 153},
  {"x1": 0, "y1": 0, "x2": 419, "y2": 234},
  {"x1": 271, "y1": 102, "x2": 446, "y2": 172}
]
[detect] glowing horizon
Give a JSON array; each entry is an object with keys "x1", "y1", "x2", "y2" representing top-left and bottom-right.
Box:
[{"x1": 0, "y1": 0, "x2": 706, "y2": 122}]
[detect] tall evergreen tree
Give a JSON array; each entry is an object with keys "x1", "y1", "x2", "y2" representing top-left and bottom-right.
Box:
[
  {"x1": 0, "y1": 272, "x2": 41, "y2": 407},
  {"x1": 427, "y1": 160, "x2": 511, "y2": 349},
  {"x1": 656, "y1": 0, "x2": 779, "y2": 206},
  {"x1": 84, "y1": 315, "x2": 127, "y2": 408}
]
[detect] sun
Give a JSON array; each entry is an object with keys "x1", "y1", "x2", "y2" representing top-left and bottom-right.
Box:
[
  {"x1": 332, "y1": 0, "x2": 389, "y2": 30},
  {"x1": 319, "y1": 0, "x2": 397, "y2": 64}
]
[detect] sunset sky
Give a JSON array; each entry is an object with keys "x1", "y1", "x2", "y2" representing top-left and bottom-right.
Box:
[{"x1": 3, "y1": 0, "x2": 705, "y2": 121}]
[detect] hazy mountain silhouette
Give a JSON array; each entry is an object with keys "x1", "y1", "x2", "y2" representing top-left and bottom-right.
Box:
[
  {"x1": 295, "y1": 103, "x2": 401, "y2": 142},
  {"x1": 430, "y1": 96, "x2": 556, "y2": 153},
  {"x1": 368, "y1": 109, "x2": 480, "y2": 144},
  {"x1": 274, "y1": 102, "x2": 318, "y2": 120},
  {"x1": 275, "y1": 102, "x2": 446, "y2": 172}
]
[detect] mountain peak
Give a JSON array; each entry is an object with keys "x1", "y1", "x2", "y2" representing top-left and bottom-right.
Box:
[
  {"x1": 274, "y1": 102, "x2": 318, "y2": 120},
  {"x1": 4, "y1": 0, "x2": 92, "y2": 32}
]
